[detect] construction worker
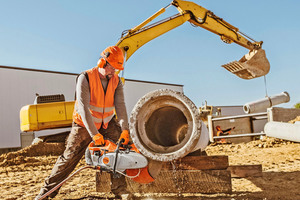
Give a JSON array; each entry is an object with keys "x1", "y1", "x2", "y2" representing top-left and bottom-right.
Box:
[{"x1": 35, "y1": 46, "x2": 131, "y2": 199}]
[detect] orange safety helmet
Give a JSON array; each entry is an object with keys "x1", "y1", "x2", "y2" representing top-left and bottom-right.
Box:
[{"x1": 99, "y1": 46, "x2": 124, "y2": 70}]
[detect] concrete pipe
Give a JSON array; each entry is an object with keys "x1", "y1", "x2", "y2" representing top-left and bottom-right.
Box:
[
  {"x1": 264, "y1": 121, "x2": 300, "y2": 142},
  {"x1": 130, "y1": 89, "x2": 207, "y2": 162},
  {"x1": 243, "y1": 91, "x2": 290, "y2": 114}
]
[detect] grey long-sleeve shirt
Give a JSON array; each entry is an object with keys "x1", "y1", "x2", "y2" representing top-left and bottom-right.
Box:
[{"x1": 75, "y1": 72, "x2": 129, "y2": 138}]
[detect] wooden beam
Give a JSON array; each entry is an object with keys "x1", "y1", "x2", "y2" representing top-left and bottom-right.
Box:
[
  {"x1": 96, "y1": 170, "x2": 232, "y2": 194},
  {"x1": 162, "y1": 155, "x2": 229, "y2": 170},
  {"x1": 227, "y1": 165, "x2": 262, "y2": 178}
]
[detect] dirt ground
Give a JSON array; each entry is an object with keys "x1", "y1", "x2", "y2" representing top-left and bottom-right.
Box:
[{"x1": 1, "y1": 135, "x2": 299, "y2": 200}]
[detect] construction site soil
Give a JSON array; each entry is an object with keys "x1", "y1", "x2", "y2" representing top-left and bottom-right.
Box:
[{"x1": 1, "y1": 136, "x2": 299, "y2": 200}]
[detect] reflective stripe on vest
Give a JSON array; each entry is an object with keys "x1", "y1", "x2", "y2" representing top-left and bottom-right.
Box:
[
  {"x1": 89, "y1": 104, "x2": 115, "y2": 113},
  {"x1": 73, "y1": 66, "x2": 119, "y2": 129}
]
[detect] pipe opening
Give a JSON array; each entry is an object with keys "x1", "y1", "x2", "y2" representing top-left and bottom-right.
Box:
[
  {"x1": 145, "y1": 106, "x2": 188, "y2": 147},
  {"x1": 243, "y1": 105, "x2": 249, "y2": 113},
  {"x1": 130, "y1": 89, "x2": 202, "y2": 161}
]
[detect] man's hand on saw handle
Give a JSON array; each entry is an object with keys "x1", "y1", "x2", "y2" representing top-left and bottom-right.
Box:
[
  {"x1": 93, "y1": 133, "x2": 105, "y2": 146},
  {"x1": 119, "y1": 130, "x2": 129, "y2": 145},
  {"x1": 93, "y1": 130, "x2": 129, "y2": 146}
]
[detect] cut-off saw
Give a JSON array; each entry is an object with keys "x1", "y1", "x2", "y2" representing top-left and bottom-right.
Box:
[{"x1": 37, "y1": 139, "x2": 154, "y2": 200}]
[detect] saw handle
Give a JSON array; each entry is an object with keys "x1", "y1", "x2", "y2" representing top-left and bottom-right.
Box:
[
  {"x1": 119, "y1": 138, "x2": 125, "y2": 145},
  {"x1": 113, "y1": 138, "x2": 125, "y2": 174}
]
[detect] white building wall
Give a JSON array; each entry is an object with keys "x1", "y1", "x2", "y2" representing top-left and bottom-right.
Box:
[
  {"x1": 0, "y1": 67, "x2": 77, "y2": 149},
  {"x1": 0, "y1": 66, "x2": 183, "y2": 149}
]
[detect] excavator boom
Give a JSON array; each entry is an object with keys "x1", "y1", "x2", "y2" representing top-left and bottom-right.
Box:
[{"x1": 116, "y1": 0, "x2": 270, "y2": 79}]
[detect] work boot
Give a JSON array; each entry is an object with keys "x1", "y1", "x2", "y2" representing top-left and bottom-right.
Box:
[
  {"x1": 34, "y1": 194, "x2": 47, "y2": 200},
  {"x1": 35, "y1": 188, "x2": 48, "y2": 200},
  {"x1": 35, "y1": 187, "x2": 58, "y2": 200},
  {"x1": 121, "y1": 193, "x2": 135, "y2": 200},
  {"x1": 113, "y1": 194, "x2": 122, "y2": 199},
  {"x1": 113, "y1": 193, "x2": 134, "y2": 200}
]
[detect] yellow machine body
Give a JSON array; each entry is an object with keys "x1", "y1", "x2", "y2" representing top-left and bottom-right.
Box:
[{"x1": 20, "y1": 101, "x2": 75, "y2": 132}]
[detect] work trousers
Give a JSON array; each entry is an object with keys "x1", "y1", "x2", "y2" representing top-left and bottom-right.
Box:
[{"x1": 37, "y1": 118, "x2": 127, "y2": 198}]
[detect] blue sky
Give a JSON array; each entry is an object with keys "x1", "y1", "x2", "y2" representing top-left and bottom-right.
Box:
[{"x1": 1, "y1": 0, "x2": 299, "y2": 108}]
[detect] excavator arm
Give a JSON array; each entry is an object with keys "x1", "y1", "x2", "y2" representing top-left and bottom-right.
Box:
[
  {"x1": 116, "y1": 0, "x2": 270, "y2": 80},
  {"x1": 20, "y1": 0, "x2": 270, "y2": 132}
]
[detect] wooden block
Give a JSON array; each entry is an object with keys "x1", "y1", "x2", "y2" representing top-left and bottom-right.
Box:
[
  {"x1": 126, "y1": 170, "x2": 231, "y2": 194},
  {"x1": 162, "y1": 155, "x2": 229, "y2": 170},
  {"x1": 96, "y1": 171, "x2": 111, "y2": 192},
  {"x1": 96, "y1": 170, "x2": 232, "y2": 194},
  {"x1": 227, "y1": 165, "x2": 262, "y2": 178}
]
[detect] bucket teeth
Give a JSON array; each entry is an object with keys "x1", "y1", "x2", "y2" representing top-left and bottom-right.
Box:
[{"x1": 222, "y1": 61, "x2": 255, "y2": 79}]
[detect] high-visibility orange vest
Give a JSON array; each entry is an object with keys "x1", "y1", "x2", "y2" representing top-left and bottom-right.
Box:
[{"x1": 73, "y1": 67, "x2": 119, "y2": 129}]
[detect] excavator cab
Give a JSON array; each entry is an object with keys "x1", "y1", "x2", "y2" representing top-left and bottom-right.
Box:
[{"x1": 222, "y1": 48, "x2": 270, "y2": 80}]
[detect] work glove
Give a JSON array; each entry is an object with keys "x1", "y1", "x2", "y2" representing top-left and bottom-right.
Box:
[
  {"x1": 93, "y1": 133, "x2": 105, "y2": 146},
  {"x1": 118, "y1": 130, "x2": 129, "y2": 145}
]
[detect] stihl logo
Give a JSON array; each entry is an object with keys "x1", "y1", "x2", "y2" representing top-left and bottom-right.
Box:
[{"x1": 103, "y1": 157, "x2": 110, "y2": 164}]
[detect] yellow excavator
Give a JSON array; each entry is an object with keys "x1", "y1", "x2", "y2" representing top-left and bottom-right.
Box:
[{"x1": 20, "y1": 0, "x2": 270, "y2": 132}]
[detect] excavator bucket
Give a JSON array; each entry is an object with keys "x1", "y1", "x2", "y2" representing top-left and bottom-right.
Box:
[{"x1": 222, "y1": 49, "x2": 270, "y2": 79}]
